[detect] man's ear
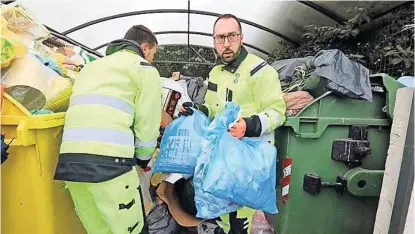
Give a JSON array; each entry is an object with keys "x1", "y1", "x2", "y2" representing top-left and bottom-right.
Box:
[
  {"x1": 240, "y1": 33, "x2": 244, "y2": 43},
  {"x1": 140, "y1": 43, "x2": 149, "y2": 52}
]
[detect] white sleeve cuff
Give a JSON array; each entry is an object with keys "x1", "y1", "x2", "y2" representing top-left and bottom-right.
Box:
[{"x1": 257, "y1": 113, "x2": 269, "y2": 135}]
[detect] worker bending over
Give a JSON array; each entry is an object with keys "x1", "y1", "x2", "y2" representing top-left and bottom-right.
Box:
[
  {"x1": 180, "y1": 14, "x2": 286, "y2": 234},
  {"x1": 54, "y1": 25, "x2": 162, "y2": 234}
]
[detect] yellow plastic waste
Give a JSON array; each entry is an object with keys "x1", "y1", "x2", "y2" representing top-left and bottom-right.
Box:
[
  {"x1": 1, "y1": 4, "x2": 50, "y2": 44},
  {"x1": 44, "y1": 85, "x2": 73, "y2": 112},
  {"x1": 0, "y1": 16, "x2": 28, "y2": 68},
  {"x1": 1, "y1": 37, "x2": 16, "y2": 68},
  {"x1": 1, "y1": 93, "x2": 86, "y2": 234}
]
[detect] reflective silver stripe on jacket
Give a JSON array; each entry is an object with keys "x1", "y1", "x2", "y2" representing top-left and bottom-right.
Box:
[
  {"x1": 257, "y1": 110, "x2": 282, "y2": 134},
  {"x1": 257, "y1": 113, "x2": 270, "y2": 135},
  {"x1": 135, "y1": 139, "x2": 157, "y2": 149},
  {"x1": 70, "y1": 94, "x2": 134, "y2": 115},
  {"x1": 137, "y1": 154, "x2": 152, "y2": 161},
  {"x1": 62, "y1": 127, "x2": 134, "y2": 145}
]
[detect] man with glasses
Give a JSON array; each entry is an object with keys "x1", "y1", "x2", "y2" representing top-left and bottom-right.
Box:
[{"x1": 180, "y1": 14, "x2": 286, "y2": 233}]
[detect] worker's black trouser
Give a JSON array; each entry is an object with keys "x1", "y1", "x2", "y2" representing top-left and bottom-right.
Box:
[
  {"x1": 213, "y1": 212, "x2": 248, "y2": 234},
  {"x1": 228, "y1": 212, "x2": 249, "y2": 234}
]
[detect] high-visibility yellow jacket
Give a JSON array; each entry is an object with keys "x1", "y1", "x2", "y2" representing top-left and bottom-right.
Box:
[
  {"x1": 54, "y1": 40, "x2": 162, "y2": 182},
  {"x1": 199, "y1": 46, "x2": 286, "y2": 142}
]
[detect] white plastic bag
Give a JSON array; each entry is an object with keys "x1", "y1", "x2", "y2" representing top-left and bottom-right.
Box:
[{"x1": 251, "y1": 211, "x2": 275, "y2": 234}]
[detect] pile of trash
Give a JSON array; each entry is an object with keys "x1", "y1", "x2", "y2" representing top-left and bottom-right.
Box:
[
  {"x1": 149, "y1": 103, "x2": 277, "y2": 234},
  {"x1": 274, "y1": 49, "x2": 373, "y2": 117},
  {"x1": 147, "y1": 50, "x2": 376, "y2": 233},
  {"x1": 0, "y1": 4, "x2": 97, "y2": 113},
  {"x1": 161, "y1": 72, "x2": 207, "y2": 119}
]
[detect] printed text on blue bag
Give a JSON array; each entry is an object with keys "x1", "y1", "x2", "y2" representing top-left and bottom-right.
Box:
[{"x1": 167, "y1": 129, "x2": 192, "y2": 157}]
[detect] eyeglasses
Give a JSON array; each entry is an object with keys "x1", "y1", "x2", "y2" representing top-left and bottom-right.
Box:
[{"x1": 213, "y1": 33, "x2": 240, "y2": 44}]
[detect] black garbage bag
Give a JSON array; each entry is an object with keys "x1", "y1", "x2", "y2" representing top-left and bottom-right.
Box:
[
  {"x1": 272, "y1": 56, "x2": 313, "y2": 93},
  {"x1": 146, "y1": 203, "x2": 179, "y2": 234},
  {"x1": 179, "y1": 75, "x2": 208, "y2": 105},
  {"x1": 1, "y1": 134, "x2": 10, "y2": 164},
  {"x1": 175, "y1": 178, "x2": 197, "y2": 216},
  {"x1": 197, "y1": 222, "x2": 224, "y2": 234},
  {"x1": 174, "y1": 178, "x2": 226, "y2": 234},
  {"x1": 272, "y1": 49, "x2": 372, "y2": 101}
]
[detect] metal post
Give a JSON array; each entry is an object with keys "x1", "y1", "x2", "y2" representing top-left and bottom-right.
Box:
[{"x1": 187, "y1": 0, "x2": 190, "y2": 61}]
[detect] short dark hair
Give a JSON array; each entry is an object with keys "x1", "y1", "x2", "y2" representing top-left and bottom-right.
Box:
[
  {"x1": 213, "y1": 14, "x2": 242, "y2": 34},
  {"x1": 124, "y1": 25, "x2": 158, "y2": 47}
]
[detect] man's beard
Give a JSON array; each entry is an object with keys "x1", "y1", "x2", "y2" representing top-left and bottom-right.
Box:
[{"x1": 219, "y1": 45, "x2": 241, "y2": 63}]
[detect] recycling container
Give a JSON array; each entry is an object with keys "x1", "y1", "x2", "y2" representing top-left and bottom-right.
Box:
[
  {"x1": 1, "y1": 92, "x2": 86, "y2": 234},
  {"x1": 275, "y1": 74, "x2": 405, "y2": 234}
]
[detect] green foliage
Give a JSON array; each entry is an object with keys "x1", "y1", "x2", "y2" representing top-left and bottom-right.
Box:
[
  {"x1": 269, "y1": 3, "x2": 414, "y2": 77},
  {"x1": 302, "y1": 7, "x2": 370, "y2": 44},
  {"x1": 385, "y1": 44, "x2": 414, "y2": 69}
]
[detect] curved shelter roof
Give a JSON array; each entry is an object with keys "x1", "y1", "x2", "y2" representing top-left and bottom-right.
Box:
[{"x1": 11, "y1": 0, "x2": 410, "y2": 58}]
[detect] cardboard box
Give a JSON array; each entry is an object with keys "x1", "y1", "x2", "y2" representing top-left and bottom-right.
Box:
[{"x1": 156, "y1": 182, "x2": 204, "y2": 227}]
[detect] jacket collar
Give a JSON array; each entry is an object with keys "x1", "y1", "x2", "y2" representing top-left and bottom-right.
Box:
[
  {"x1": 218, "y1": 46, "x2": 248, "y2": 73},
  {"x1": 105, "y1": 39, "x2": 145, "y2": 58}
]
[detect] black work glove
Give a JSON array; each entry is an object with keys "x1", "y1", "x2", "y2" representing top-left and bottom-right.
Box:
[
  {"x1": 179, "y1": 102, "x2": 209, "y2": 117},
  {"x1": 243, "y1": 115, "x2": 262, "y2": 137},
  {"x1": 136, "y1": 158, "x2": 151, "y2": 169},
  {"x1": 157, "y1": 126, "x2": 165, "y2": 147},
  {"x1": 179, "y1": 102, "x2": 195, "y2": 117}
]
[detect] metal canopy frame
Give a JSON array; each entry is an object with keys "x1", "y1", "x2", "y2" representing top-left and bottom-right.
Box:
[
  {"x1": 94, "y1": 31, "x2": 272, "y2": 56},
  {"x1": 0, "y1": 0, "x2": 15, "y2": 4},
  {"x1": 298, "y1": 1, "x2": 413, "y2": 25},
  {"x1": 297, "y1": 0, "x2": 347, "y2": 24},
  {"x1": 61, "y1": 9, "x2": 301, "y2": 46},
  {"x1": 370, "y1": 1, "x2": 413, "y2": 19},
  {"x1": 44, "y1": 26, "x2": 104, "y2": 57},
  {"x1": 4, "y1": 0, "x2": 410, "y2": 60},
  {"x1": 56, "y1": 1, "x2": 411, "y2": 57}
]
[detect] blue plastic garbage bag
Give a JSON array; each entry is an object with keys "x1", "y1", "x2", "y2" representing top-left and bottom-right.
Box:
[
  {"x1": 154, "y1": 108, "x2": 210, "y2": 174},
  {"x1": 194, "y1": 102, "x2": 278, "y2": 218},
  {"x1": 397, "y1": 76, "x2": 415, "y2": 87},
  {"x1": 35, "y1": 55, "x2": 63, "y2": 75},
  {"x1": 194, "y1": 138, "x2": 240, "y2": 219}
]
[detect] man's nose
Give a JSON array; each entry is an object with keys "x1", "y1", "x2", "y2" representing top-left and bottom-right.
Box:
[{"x1": 223, "y1": 37, "x2": 231, "y2": 47}]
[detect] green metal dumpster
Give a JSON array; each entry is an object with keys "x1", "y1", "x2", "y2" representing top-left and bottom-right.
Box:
[{"x1": 275, "y1": 74, "x2": 405, "y2": 234}]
